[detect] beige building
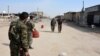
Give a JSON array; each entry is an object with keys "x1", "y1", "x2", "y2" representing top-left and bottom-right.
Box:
[
  {"x1": 64, "y1": 11, "x2": 86, "y2": 26},
  {"x1": 85, "y1": 5, "x2": 100, "y2": 26},
  {"x1": 30, "y1": 11, "x2": 44, "y2": 18},
  {"x1": 64, "y1": 12, "x2": 76, "y2": 21}
]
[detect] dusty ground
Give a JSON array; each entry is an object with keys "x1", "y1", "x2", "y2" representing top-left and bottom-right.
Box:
[{"x1": 0, "y1": 19, "x2": 100, "y2": 56}]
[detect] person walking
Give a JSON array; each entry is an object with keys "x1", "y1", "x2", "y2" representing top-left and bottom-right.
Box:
[
  {"x1": 57, "y1": 17, "x2": 63, "y2": 33},
  {"x1": 51, "y1": 18, "x2": 56, "y2": 32},
  {"x1": 27, "y1": 16, "x2": 35, "y2": 49},
  {"x1": 8, "y1": 12, "x2": 30, "y2": 56}
]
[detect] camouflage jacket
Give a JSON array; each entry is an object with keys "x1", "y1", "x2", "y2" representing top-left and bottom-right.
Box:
[
  {"x1": 26, "y1": 19, "x2": 35, "y2": 32},
  {"x1": 8, "y1": 20, "x2": 20, "y2": 44},
  {"x1": 17, "y1": 20, "x2": 29, "y2": 51},
  {"x1": 9, "y1": 19, "x2": 29, "y2": 52}
]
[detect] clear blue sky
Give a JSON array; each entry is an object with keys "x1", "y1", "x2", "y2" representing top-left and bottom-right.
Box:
[{"x1": 0, "y1": 0, "x2": 100, "y2": 17}]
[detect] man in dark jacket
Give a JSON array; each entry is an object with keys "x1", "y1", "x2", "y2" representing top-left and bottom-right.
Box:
[
  {"x1": 51, "y1": 18, "x2": 56, "y2": 32},
  {"x1": 57, "y1": 17, "x2": 63, "y2": 33}
]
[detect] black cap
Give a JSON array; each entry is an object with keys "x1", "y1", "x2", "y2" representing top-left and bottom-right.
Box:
[{"x1": 19, "y1": 12, "x2": 29, "y2": 20}]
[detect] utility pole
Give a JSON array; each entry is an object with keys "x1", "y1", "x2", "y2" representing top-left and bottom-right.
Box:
[
  {"x1": 8, "y1": 5, "x2": 10, "y2": 16},
  {"x1": 80, "y1": 0, "x2": 85, "y2": 26},
  {"x1": 82, "y1": 0, "x2": 84, "y2": 12},
  {"x1": 83, "y1": 0, "x2": 84, "y2": 11},
  {"x1": 37, "y1": 8, "x2": 39, "y2": 20}
]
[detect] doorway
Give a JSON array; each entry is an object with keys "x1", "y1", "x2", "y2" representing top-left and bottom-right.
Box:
[{"x1": 87, "y1": 15, "x2": 94, "y2": 26}]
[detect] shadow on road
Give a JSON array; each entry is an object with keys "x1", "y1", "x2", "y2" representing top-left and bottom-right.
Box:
[
  {"x1": 2, "y1": 43, "x2": 9, "y2": 46},
  {"x1": 63, "y1": 22, "x2": 100, "y2": 34}
]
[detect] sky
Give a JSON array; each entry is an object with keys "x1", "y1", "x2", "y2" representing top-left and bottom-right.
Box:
[{"x1": 0, "y1": 0, "x2": 100, "y2": 17}]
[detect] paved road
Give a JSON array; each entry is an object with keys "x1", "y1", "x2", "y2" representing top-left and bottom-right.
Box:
[{"x1": 0, "y1": 19, "x2": 100, "y2": 56}]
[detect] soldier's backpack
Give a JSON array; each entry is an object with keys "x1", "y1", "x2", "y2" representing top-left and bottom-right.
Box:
[{"x1": 8, "y1": 20, "x2": 20, "y2": 44}]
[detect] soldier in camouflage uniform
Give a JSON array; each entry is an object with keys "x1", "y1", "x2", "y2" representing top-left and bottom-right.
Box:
[
  {"x1": 8, "y1": 20, "x2": 20, "y2": 56},
  {"x1": 8, "y1": 12, "x2": 29, "y2": 56},
  {"x1": 27, "y1": 16, "x2": 35, "y2": 49},
  {"x1": 57, "y1": 17, "x2": 63, "y2": 33},
  {"x1": 51, "y1": 18, "x2": 56, "y2": 32}
]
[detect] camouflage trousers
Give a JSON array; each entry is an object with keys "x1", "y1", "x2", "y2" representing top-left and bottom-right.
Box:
[
  {"x1": 10, "y1": 42, "x2": 25, "y2": 56},
  {"x1": 28, "y1": 32, "x2": 33, "y2": 47}
]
